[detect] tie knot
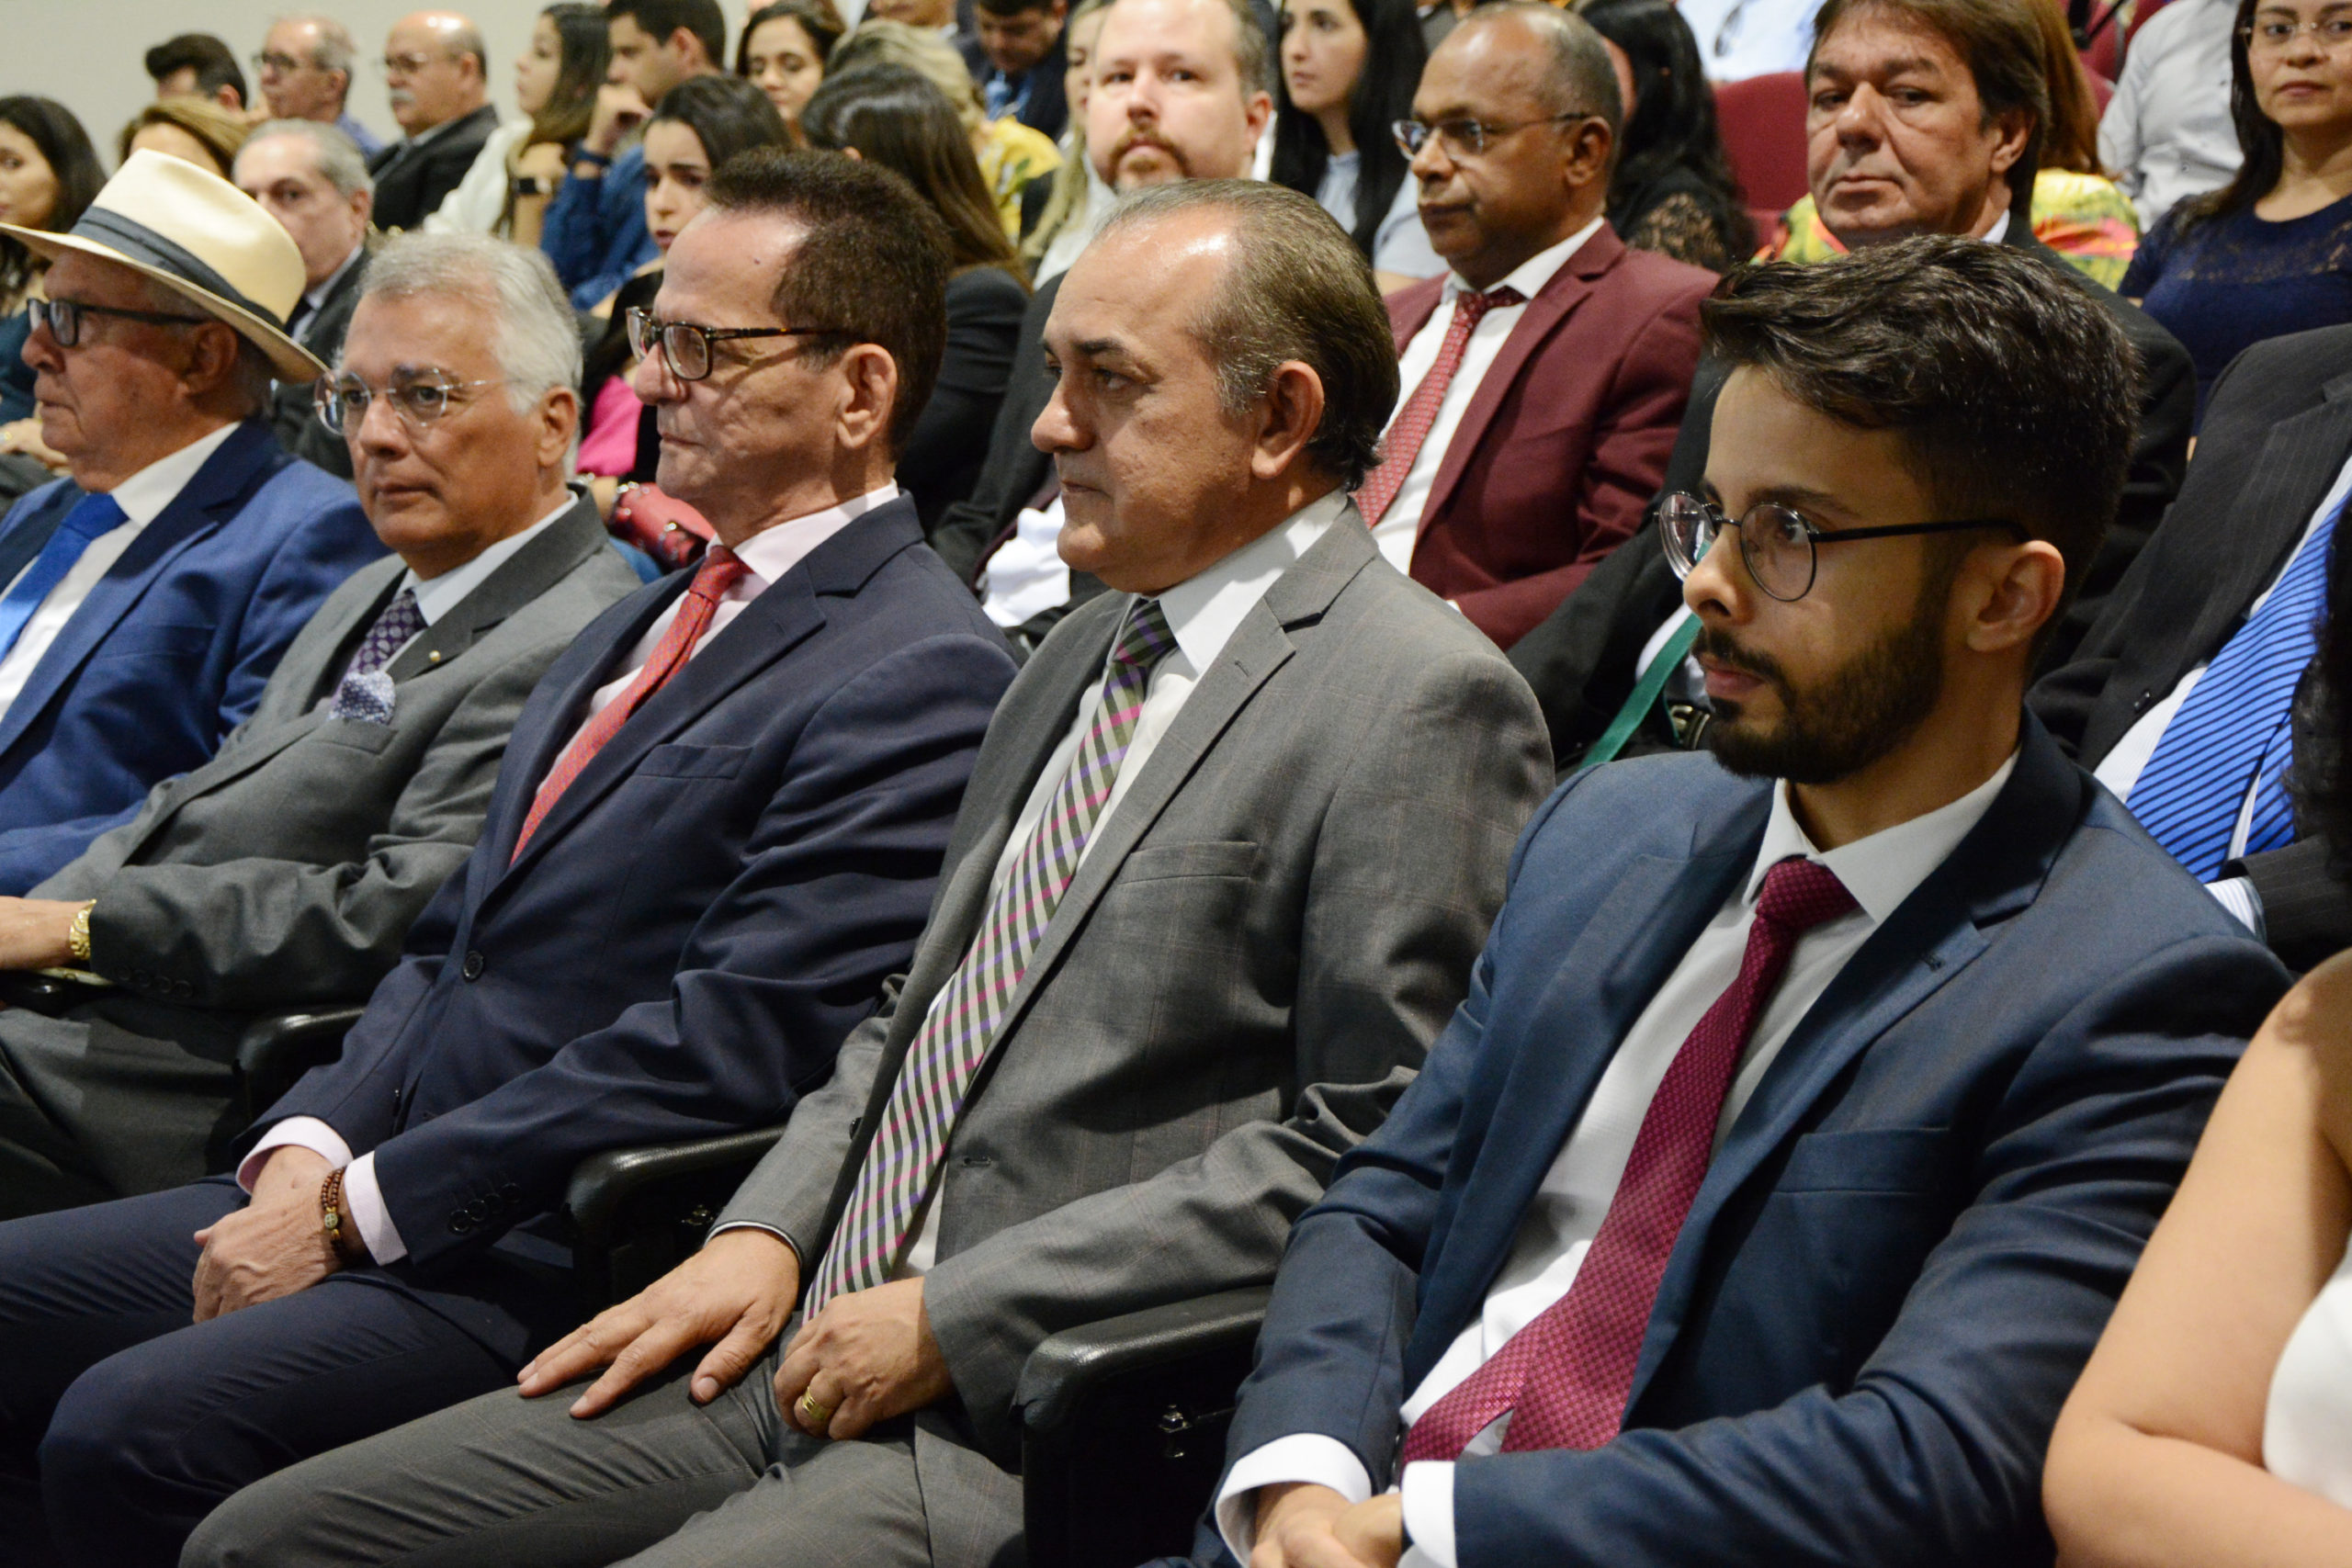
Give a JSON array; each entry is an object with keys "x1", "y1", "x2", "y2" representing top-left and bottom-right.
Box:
[
  {"x1": 1111, "y1": 598, "x2": 1177, "y2": 671},
  {"x1": 1755, "y1": 857, "x2": 1857, "y2": 935},
  {"x1": 688, "y1": 545, "x2": 750, "y2": 604},
  {"x1": 1457, "y1": 285, "x2": 1525, "y2": 324}
]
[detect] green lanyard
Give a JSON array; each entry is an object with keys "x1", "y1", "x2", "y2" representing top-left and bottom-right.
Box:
[{"x1": 1577, "y1": 615, "x2": 1702, "y2": 771}]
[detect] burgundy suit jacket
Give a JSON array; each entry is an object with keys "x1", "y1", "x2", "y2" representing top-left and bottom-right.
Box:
[{"x1": 1386, "y1": 224, "x2": 1713, "y2": 649}]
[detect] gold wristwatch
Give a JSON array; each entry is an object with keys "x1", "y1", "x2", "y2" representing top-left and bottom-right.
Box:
[{"x1": 66, "y1": 902, "x2": 92, "y2": 965}]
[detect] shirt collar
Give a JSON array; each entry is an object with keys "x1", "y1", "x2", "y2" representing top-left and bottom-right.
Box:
[
  {"x1": 727, "y1": 481, "x2": 901, "y2": 591},
  {"x1": 102, "y1": 422, "x2": 243, "y2": 528},
  {"x1": 1742, "y1": 750, "x2": 2019, "y2": 924},
  {"x1": 399, "y1": 493, "x2": 573, "y2": 625},
  {"x1": 304, "y1": 245, "x2": 365, "y2": 316},
  {"x1": 1441, "y1": 215, "x2": 1604, "y2": 304},
  {"x1": 1981, "y1": 209, "x2": 2011, "y2": 246},
  {"x1": 1145, "y1": 489, "x2": 1350, "y2": 677}
]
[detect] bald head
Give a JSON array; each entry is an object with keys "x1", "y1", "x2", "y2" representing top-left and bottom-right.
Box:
[
  {"x1": 385, "y1": 11, "x2": 488, "y2": 134},
  {"x1": 1440, "y1": 3, "x2": 1621, "y2": 134}
]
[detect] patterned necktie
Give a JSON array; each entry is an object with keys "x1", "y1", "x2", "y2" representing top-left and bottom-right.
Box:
[
  {"x1": 0, "y1": 491, "x2": 129, "y2": 661},
  {"x1": 2127, "y1": 500, "x2": 2342, "y2": 880},
  {"x1": 1399, "y1": 857, "x2": 1858, "y2": 1463},
  {"x1": 327, "y1": 587, "x2": 426, "y2": 725},
  {"x1": 510, "y1": 546, "x2": 750, "y2": 862},
  {"x1": 803, "y1": 598, "x2": 1180, "y2": 1314},
  {"x1": 1353, "y1": 286, "x2": 1525, "y2": 529}
]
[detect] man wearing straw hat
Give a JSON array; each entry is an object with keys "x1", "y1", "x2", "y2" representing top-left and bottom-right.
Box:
[{"x1": 0, "y1": 149, "x2": 382, "y2": 895}]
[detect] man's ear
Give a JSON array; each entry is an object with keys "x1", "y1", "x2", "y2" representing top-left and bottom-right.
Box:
[
  {"x1": 538, "y1": 385, "x2": 582, "y2": 469},
  {"x1": 1249, "y1": 360, "x2": 1325, "y2": 481},
  {"x1": 180, "y1": 321, "x2": 244, "y2": 399},
  {"x1": 1986, "y1": 108, "x2": 2033, "y2": 176},
  {"x1": 1962, "y1": 536, "x2": 2065, "y2": 656},
  {"x1": 833, "y1": 342, "x2": 901, "y2": 454}
]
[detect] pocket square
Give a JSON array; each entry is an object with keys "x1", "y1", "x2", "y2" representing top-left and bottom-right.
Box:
[{"x1": 330, "y1": 670, "x2": 397, "y2": 726}]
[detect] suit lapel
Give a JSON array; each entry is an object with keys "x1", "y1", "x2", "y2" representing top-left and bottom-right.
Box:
[
  {"x1": 383, "y1": 494, "x2": 611, "y2": 684},
  {"x1": 2181, "y1": 377, "x2": 2352, "y2": 674},
  {"x1": 0, "y1": 486, "x2": 77, "y2": 593}
]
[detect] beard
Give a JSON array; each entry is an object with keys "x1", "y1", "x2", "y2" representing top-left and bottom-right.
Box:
[{"x1": 1699, "y1": 570, "x2": 1953, "y2": 784}]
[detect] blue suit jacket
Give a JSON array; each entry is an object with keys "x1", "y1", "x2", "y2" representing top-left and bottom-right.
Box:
[
  {"x1": 252, "y1": 498, "x2": 1018, "y2": 1292},
  {"x1": 1211, "y1": 715, "x2": 2290, "y2": 1567},
  {"x1": 0, "y1": 420, "x2": 381, "y2": 894}
]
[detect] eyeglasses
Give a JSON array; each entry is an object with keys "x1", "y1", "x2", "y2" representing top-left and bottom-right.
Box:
[
  {"x1": 252, "y1": 51, "x2": 314, "y2": 73},
  {"x1": 381, "y1": 50, "x2": 460, "y2": 75},
  {"x1": 315, "y1": 371, "x2": 504, "y2": 435},
  {"x1": 1390, "y1": 112, "x2": 1592, "y2": 160},
  {"x1": 2240, "y1": 14, "x2": 2352, "y2": 51},
  {"x1": 27, "y1": 297, "x2": 210, "y2": 348},
  {"x1": 1658, "y1": 492, "x2": 2024, "y2": 603},
  {"x1": 626, "y1": 307, "x2": 845, "y2": 382}
]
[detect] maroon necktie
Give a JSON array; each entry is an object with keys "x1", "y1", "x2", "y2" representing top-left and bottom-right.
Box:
[
  {"x1": 1354, "y1": 286, "x2": 1524, "y2": 529},
  {"x1": 1399, "y1": 857, "x2": 1858, "y2": 1461}
]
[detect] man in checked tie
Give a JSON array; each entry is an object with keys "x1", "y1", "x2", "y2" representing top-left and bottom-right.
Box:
[
  {"x1": 186, "y1": 180, "x2": 1554, "y2": 1568},
  {"x1": 1204, "y1": 238, "x2": 2289, "y2": 1568}
]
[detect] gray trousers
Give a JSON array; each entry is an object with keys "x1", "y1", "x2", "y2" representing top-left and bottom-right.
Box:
[{"x1": 180, "y1": 1329, "x2": 1026, "y2": 1568}]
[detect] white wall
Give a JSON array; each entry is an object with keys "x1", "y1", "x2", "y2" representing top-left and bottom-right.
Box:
[{"x1": 3, "y1": 1, "x2": 758, "y2": 172}]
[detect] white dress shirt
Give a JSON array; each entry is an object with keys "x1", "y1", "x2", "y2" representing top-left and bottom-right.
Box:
[
  {"x1": 1216, "y1": 751, "x2": 2019, "y2": 1568},
  {"x1": 1677, "y1": 0, "x2": 1821, "y2": 81},
  {"x1": 1372, "y1": 219, "x2": 1602, "y2": 572},
  {"x1": 983, "y1": 491, "x2": 1071, "y2": 627},
  {"x1": 241, "y1": 485, "x2": 899, "y2": 1263},
  {"x1": 2098, "y1": 0, "x2": 2241, "y2": 229},
  {"x1": 0, "y1": 422, "x2": 242, "y2": 721}
]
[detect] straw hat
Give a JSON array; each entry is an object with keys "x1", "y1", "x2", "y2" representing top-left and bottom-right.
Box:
[{"x1": 0, "y1": 150, "x2": 326, "y2": 382}]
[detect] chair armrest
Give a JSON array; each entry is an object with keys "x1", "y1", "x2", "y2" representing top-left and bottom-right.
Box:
[
  {"x1": 1017, "y1": 1286, "x2": 1272, "y2": 1434},
  {"x1": 563, "y1": 1124, "x2": 789, "y2": 1243},
  {"x1": 234, "y1": 1006, "x2": 368, "y2": 1122},
  {"x1": 561, "y1": 1124, "x2": 789, "y2": 1310}
]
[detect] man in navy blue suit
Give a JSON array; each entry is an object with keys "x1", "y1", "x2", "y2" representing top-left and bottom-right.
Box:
[
  {"x1": 1208, "y1": 237, "x2": 2293, "y2": 1568},
  {"x1": 0, "y1": 151, "x2": 1018, "y2": 1568},
  {"x1": 0, "y1": 150, "x2": 384, "y2": 894}
]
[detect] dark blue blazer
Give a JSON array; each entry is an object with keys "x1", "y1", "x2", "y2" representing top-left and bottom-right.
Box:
[
  {"x1": 1210, "y1": 715, "x2": 2290, "y2": 1567},
  {"x1": 253, "y1": 497, "x2": 1018, "y2": 1280},
  {"x1": 0, "y1": 420, "x2": 381, "y2": 893}
]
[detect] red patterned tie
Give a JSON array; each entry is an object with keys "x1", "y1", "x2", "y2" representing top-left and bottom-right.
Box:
[
  {"x1": 1398, "y1": 857, "x2": 1858, "y2": 1462},
  {"x1": 510, "y1": 546, "x2": 750, "y2": 863},
  {"x1": 1353, "y1": 286, "x2": 1525, "y2": 528}
]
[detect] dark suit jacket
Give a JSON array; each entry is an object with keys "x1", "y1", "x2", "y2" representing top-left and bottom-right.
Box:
[
  {"x1": 273, "y1": 244, "x2": 372, "y2": 479},
  {"x1": 0, "y1": 421, "x2": 383, "y2": 895},
  {"x1": 1384, "y1": 223, "x2": 1713, "y2": 649},
  {"x1": 366, "y1": 105, "x2": 500, "y2": 233},
  {"x1": 900, "y1": 265, "x2": 1027, "y2": 532},
  {"x1": 1210, "y1": 717, "x2": 2287, "y2": 1567},
  {"x1": 2030, "y1": 321, "x2": 2352, "y2": 969},
  {"x1": 1507, "y1": 225, "x2": 2198, "y2": 771},
  {"x1": 249, "y1": 496, "x2": 1019, "y2": 1279},
  {"x1": 961, "y1": 29, "x2": 1069, "y2": 139}
]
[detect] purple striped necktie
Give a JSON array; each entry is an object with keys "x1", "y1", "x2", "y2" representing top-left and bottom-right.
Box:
[{"x1": 803, "y1": 597, "x2": 1180, "y2": 1314}]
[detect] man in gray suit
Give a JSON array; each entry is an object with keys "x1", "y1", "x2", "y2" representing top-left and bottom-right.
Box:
[
  {"x1": 0, "y1": 231, "x2": 640, "y2": 1216},
  {"x1": 186, "y1": 181, "x2": 1554, "y2": 1568}
]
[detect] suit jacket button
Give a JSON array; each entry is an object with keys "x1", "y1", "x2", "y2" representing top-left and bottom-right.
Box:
[
  {"x1": 449, "y1": 1213, "x2": 475, "y2": 1235},
  {"x1": 2134, "y1": 688, "x2": 2154, "y2": 713},
  {"x1": 461, "y1": 951, "x2": 484, "y2": 981}
]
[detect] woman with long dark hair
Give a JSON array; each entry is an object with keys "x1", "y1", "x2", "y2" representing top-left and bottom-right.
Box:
[
  {"x1": 426, "y1": 4, "x2": 609, "y2": 243},
  {"x1": 0, "y1": 96, "x2": 99, "y2": 432},
  {"x1": 1576, "y1": 0, "x2": 1754, "y2": 270},
  {"x1": 740, "y1": 0, "x2": 848, "y2": 138},
  {"x1": 2120, "y1": 0, "x2": 2352, "y2": 415},
  {"x1": 1271, "y1": 0, "x2": 1438, "y2": 289},
  {"x1": 802, "y1": 63, "x2": 1029, "y2": 529}
]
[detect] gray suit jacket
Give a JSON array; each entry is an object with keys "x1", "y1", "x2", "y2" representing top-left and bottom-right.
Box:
[
  {"x1": 40, "y1": 492, "x2": 639, "y2": 1011},
  {"x1": 717, "y1": 513, "x2": 1553, "y2": 1487}
]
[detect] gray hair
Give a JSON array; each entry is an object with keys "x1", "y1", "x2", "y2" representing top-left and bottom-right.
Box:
[
  {"x1": 356, "y1": 232, "x2": 582, "y2": 416},
  {"x1": 1095, "y1": 180, "x2": 1397, "y2": 488},
  {"x1": 1456, "y1": 2, "x2": 1623, "y2": 135},
  {"x1": 277, "y1": 13, "x2": 358, "y2": 75},
  {"x1": 238, "y1": 118, "x2": 374, "y2": 199}
]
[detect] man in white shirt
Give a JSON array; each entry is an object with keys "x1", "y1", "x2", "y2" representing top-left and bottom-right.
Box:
[
  {"x1": 183, "y1": 177, "x2": 1553, "y2": 1568},
  {"x1": 235, "y1": 120, "x2": 377, "y2": 474},
  {"x1": 2098, "y1": 0, "x2": 2241, "y2": 227},
  {"x1": 1216, "y1": 236, "x2": 2285, "y2": 1568},
  {"x1": 1676, "y1": 0, "x2": 1820, "y2": 80}
]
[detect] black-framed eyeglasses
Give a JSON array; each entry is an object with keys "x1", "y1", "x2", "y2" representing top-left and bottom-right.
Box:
[
  {"x1": 27, "y1": 297, "x2": 210, "y2": 349},
  {"x1": 1658, "y1": 491, "x2": 2025, "y2": 602},
  {"x1": 1391, "y1": 112, "x2": 1591, "y2": 160},
  {"x1": 315, "y1": 371, "x2": 505, "y2": 435},
  {"x1": 626, "y1": 307, "x2": 846, "y2": 382}
]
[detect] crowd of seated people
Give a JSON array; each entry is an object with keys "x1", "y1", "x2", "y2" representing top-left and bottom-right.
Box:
[{"x1": 6, "y1": 0, "x2": 2352, "y2": 1564}]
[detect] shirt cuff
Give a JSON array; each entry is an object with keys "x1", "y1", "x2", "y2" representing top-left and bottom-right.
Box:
[
  {"x1": 341, "y1": 1152, "x2": 409, "y2": 1264},
  {"x1": 2208, "y1": 874, "x2": 2267, "y2": 940},
  {"x1": 236, "y1": 1116, "x2": 352, "y2": 1192},
  {"x1": 1400, "y1": 1461, "x2": 1458, "y2": 1568},
  {"x1": 1214, "y1": 1434, "x2": 1375, "y2": 1565}
]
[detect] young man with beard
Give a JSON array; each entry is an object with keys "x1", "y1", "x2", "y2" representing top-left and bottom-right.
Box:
[{"x1": 1195, "y1": 235, "x2": 2290, "y2": 1568}]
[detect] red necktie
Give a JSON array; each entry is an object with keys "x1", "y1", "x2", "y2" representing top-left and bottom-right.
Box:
[
  {"x1": 510, "y1": 546, "x2": 750, "y2": 863},
  {"x1": 1398, "y1": 857, "x2": 1858, "y2": 1462},
  {"x1": 1354, "y1": 286, "x2": 1525, "y2": 529}
]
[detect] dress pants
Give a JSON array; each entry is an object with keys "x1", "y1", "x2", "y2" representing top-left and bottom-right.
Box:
[
  {"x1": 183, "y1": 1322, "x2": 1027, "y2": 1568},
  {"x1": 0, "y1": 1179, "x2": 563, "y2": 1567}
]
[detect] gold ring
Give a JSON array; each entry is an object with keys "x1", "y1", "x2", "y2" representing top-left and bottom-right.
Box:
[{"x1": 796, "y1": 1391, "x2": 833, "y2": 1428}]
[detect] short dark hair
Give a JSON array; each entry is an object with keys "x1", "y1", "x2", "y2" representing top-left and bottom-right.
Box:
[
  {"x1": 705, "y1": 149, "x2": 950, "y2": 455},
  {"x1": 1701, "y1": 236, "x2": 2137, "y2": 643},
  {"x1": 1098, "y1": 180, "x2": 1400, "y2": 490},
  {"x1": 607, "y1": 0, "x2": 729, "y2": 68},
  {"x1": 977, "y1": 0, "x2": 1059, "y2": 17},
  {"x1": 1455, "y1": 3, "x2": 1622, "y2": 136},
  {"x1": 143, "y1": 33, "x2": 248, "y2": 108},
  {"x1": 649, "y1": 73, "x2": 793, "y2": 168},
  {"x1": 1806, "y1": 0, "x2": 2048, "y2": 212}
]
